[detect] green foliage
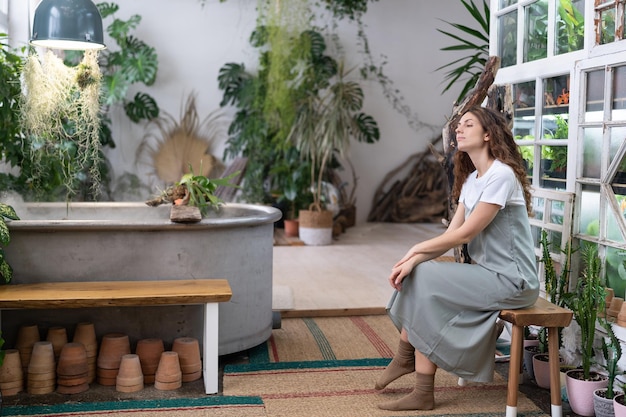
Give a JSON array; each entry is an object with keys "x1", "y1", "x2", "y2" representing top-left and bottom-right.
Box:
[
  {"x1": 270, "y1": 146, "x2": 313, "y2": 219},
  {"x1": 0, "y1": 202, "x2": 19, "y2": 284},
  {"x1": 563, "y1": 243, "x2": 606, "y2": 380},
  {"x1": 436, "y1": 0, "x2": 490, "y2": 104},
  {"x1": 177, "y1": 170, "x2": 241, "y2": 216},
  {"x1": 555, "y1": 0, "x2": 584, "y2": 54},
  {"x1": 599, "y1": 319, "x2": 625, "y2": 399},
  {"x1": 0, "y1": 34, "x2": 26, "y2": 193}
]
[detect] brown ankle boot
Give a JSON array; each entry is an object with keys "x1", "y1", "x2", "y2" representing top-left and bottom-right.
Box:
[
  {"x1": 374, "y1": 339, "x2": 415, "y2": 390},
  {"x1": 377, "y1": 372, "x2": 435, "y2": 411}
]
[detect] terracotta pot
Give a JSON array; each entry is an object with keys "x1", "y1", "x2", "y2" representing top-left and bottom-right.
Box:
[
  {"x1": 57, "y1": 343, "x2": 89, "y2": 377},
  {"x1": 116, "y1": 354, "x2": 144, "y2": 393},
  {"x1": 97, "y1": 333, "x2": 130, "y2": 370},
  {"x1": 16, "y1": 324, "x2": 40, "y2": 371},
  {"x1": 608, "y1": 297, "x2": 624, "y2": 321},
  {"x1": 614, "y1": 393, "x2": 626, "y2": 417},
  {"x1": 73, "y1": 322, "x2": 98, "y2": 354},
  {"x1": 172, "y1": 337, "x2": 201, "y2": 378},
  {"x1": 28, "y1": 341, "x2": 56, "y2": 375},
  {"x1": 135, "y1": 338, "x2": 164, "y2": 380},
  {"x1": 46, "y1": 326, "x2": 68, "y2": 359},
  {"x1": 155, "y1": 351, "x2": 182, "y2": 388},
  {"x1": 283, "y1": 219, "x2": 299, "y2": 238},
  {"x1": 565, "y1": 369, "x2": 609, "y2": 416},
  {"x1": 57, "y1": 382, "x2": 89, "y2": 394},
  {"x1": 0, "y1": 349, "x2": 24, "y2": 396}
]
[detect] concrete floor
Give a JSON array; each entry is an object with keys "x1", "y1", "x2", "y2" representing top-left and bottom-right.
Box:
[{"x1": 272, "y1": 222, "x2": 449, "y2": 314}]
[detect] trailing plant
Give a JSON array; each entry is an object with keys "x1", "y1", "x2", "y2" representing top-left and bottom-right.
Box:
[
  {"x1": 20, "y1": 50, "x2": 103, "y2": 201},
  {"x1": 0, "y1": 202, "x2": 19, "y2": 284},
  {"x1": 563, "y1": 242, "x2": 606, "y2": 380},
  {"x1": 436, "y1": 0, "x2": 490, "y2": 104}
]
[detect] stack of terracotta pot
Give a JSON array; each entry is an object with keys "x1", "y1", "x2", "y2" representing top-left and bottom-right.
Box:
[
  {"x1": 0, "y1": 349, "x2": 24, "y2": 396},
  {"x1": 56, "y1": 343, "x2": 89, "y2": 394},
  {"x1": 16, "y1": 324, "x2": 40, "y2": 376},
  {"x1": 116, "y1": 354, "x2": 144, "y2": 393},
  {"x1": 97, "y1": 333, "x2": 130, "y2": 386},
  {"x1": 172, "y1": 337, "x2": 202, "y2": 382},
  {"x1": 27, "y1": 341, "x2": 56, "y2": 394},
  {"x1": 46, "y1": 326, "x2": 68, "y2": 361},
  {"x1": 154, "y1": 351, "x2": 182, "y2": 390},
  {"x1": 72, "y1": 322, "x2": 98, "y2": 383},
  {"x1": 135, "y1": 338, "x2": 164, "y2": 384},
  {"x1": 607, "y1": 297, "x2": 624, "y2": 322}
]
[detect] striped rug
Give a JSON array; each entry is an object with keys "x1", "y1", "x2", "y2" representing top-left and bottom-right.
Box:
[{"x1": 223, "y1": 315, "x2": 548, "y2": 417}]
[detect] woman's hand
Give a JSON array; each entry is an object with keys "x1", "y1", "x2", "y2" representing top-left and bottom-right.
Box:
[{"x1": 388, "y1": 256, "x2": 419, "y2": 291}]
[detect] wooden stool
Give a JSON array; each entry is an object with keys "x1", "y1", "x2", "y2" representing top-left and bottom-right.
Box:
[{"x1": 499, "y1": 297, "x2": 573, "y2": 417}]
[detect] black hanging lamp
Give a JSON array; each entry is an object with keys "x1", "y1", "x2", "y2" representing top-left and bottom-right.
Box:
[{"x1": 30, "y1": 0, "x2": 106, "y2": 50}]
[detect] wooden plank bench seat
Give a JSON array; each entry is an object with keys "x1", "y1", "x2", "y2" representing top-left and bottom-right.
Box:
[
  {"x1": 499, "y1": 297, "x2": 573, "y2": 417},
  {"x1": 0, "y1": 279, "x2": 232, "y2": 394}
]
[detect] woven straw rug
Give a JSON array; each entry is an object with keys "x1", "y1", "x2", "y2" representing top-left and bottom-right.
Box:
[
  {"x1": 2, "y1": 315, "x2": 547, "y2": 417},
  {"x1": 223, "y1": 315, "x2": 548, "y2": 417}
]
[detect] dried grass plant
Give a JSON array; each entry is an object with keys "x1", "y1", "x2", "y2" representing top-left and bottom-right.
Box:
[{"x1": 137, "y1": 94, "x2": 225, "y2": 185}]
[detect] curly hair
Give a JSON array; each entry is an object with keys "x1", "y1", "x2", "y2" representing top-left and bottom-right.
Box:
[{"x1": 450, "y1": 106, "x2": 533, "y2": 214}]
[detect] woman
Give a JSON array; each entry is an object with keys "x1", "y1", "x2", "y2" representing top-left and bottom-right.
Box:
[{"x1": 376, "y1": 106, "x2": 539, "y2": 411}]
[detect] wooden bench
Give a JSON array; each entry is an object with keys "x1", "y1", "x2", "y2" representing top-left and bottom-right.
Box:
[
  {"x1": 499, "y1": 297, "x2": 573, "y2": 417},
  {"x1": 0, "y1": 279, "x2": 232, "y2": 394}
]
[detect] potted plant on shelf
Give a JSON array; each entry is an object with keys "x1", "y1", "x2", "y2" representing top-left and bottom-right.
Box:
[
  {"x1": 0, "y1": 202, "x2": 19, "y2": 284},
  {"x1": 563, "y1": 243, "x2": 609, "y2": 417},
  {"x1": 593, "y1": 319, "x2": 625, "y2": 417}
]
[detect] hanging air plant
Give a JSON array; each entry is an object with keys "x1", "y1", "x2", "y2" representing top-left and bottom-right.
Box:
[{"x1": 20, "y1": 49, "x2": 103, "y2": 201}]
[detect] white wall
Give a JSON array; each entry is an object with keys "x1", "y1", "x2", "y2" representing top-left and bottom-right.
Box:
[{"x1": 12, "y1": 0, "x2": 471, "y2": 223}]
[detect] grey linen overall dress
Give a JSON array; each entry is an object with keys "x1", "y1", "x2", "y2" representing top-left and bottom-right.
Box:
[{"x1": 387, "y1": 184, "x2": 539, "y2": 382}]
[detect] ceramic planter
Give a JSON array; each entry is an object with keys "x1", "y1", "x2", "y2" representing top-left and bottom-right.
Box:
[
  {"x1": 283, "y1": 219, "x2": 299, "y2": 237},
  {"x1": 532, "y1": 353, "x2": 551, "y2": 389},
  {"x1": 565, "y1": 369, "x2": 609, "y2": 416},
  {"x1": 614, "y1": 393, "x2": 626, "y2": 417},
  {"x1": 523, "y1": 341, "x2": 540, "y2": 381},
  {"x1": 595, "y1": 388, "x2": 621, "y2": 417}
]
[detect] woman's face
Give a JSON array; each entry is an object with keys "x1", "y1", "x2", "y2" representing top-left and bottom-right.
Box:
[{"x1": 455, "y1": 112, "x2": 489, "y2": 154}]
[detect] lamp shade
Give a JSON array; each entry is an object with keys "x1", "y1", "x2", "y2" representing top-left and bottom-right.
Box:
[{"x1": 31, "y1": 0, "x2": 106, "y2": 50}]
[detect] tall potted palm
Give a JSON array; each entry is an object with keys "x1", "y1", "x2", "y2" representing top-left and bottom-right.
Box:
[
  {"x1": 563, "y1": 243, "x2": 608, "y2": 416},
  {"x1": 289, "y1": 62, "x2": 379, "y2": 245}
]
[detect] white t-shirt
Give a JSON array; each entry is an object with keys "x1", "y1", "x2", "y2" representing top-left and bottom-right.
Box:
[{"x1": 459, "y1": 159, "x2": 525, "y2": 211}]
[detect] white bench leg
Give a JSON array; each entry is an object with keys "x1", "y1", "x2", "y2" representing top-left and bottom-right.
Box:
[{"x1": 203, "y1": 303, "x2": 219, "y2": 394}]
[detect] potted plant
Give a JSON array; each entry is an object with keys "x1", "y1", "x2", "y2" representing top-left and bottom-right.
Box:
[
  {"x1": 593, "y1": 319, "x2": 625, "y2": 417},
  {"x1": 0, "y1": 202, "x2": 19, "y2": 284},
  {"x1": 290, "y1": 62, "x2": 379, "y2": 245},
  {"x1": 563, "y1": 243, "x2": 609, "y2": 417},
  {"x1": 270, "y1": 146, "x2": 313, "y2": 237},
  {"x1": 530, "y1": 231, "x2": 571, "y2": 388},
  {"x1": 615, "y1": 385, "x2": 626, "y2": 417}
]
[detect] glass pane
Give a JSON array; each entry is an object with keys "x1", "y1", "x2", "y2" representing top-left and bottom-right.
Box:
[
  {"x1": 599, "y1": 6, "x2": 616, "y2": 45},
  {"x1": 612, "y1": 65, "x2": 626, "y2": 121},
  {"x1": 532, "y1": 196, "x2": 545, "y2": 221},
  {"x1": 500, "y1": 0, "x2": 517, "y2": 8},
  {"x1": 524, "y1": 1, "x2": 548, "y2": 62},
  {"x1": 606, "y1": 247, "x2": 626, "y2": 298},
  {"x1": 519, "y1": 145, "x2": 534, "y2": 175},
  {"x1": 582, "y1": 127, "x2": 602, "y2": 178},
  {"x1": 609, "y1": 127, "x2": 626, "y2": 174},
  {"x1": 543, "y1": 75, "x2": 570, "y2": 116},
  {"x1": 579, "y1": 184, "x2": 600, "y2": 237},
  {"x1": 550, "y1": 199, "x2": 565, "y2": 225},
  {"x1": 613, "y1": 154, "x2": 626, "y2": 212},
  {"x1": 555, "y1": 0, "x2": 585, "y2": 55},
  {"x1": 585, "y1": 70, "x2": 605, "y2": 121},
  {"x1": 499, "y1": 11, "x2": 518, "y2": 68},
  {"x1": 540, "y1": 146, "x2": 565, "y2": 189},
  {"x1": 606, "y1": 201, "x2": 625, "y2": 243},
  {"x1": 531, "y1": 225, "x2": 542, "y2": 249},
  {"x1": 513, "y1": 81, "x2": 536, "y2": 139}
]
